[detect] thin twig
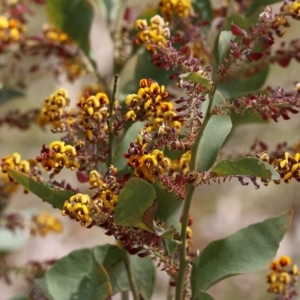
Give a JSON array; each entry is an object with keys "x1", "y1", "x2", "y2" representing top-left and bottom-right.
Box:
[
  {"x1": 107, "y1": 74, "x2": 119, "y2": 168},
  {"x1": 124, "y1": 250, "x2": 140, "y2": 300}
]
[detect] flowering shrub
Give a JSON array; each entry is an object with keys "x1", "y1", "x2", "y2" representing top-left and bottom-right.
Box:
[{"x1": 1, "y1": 0, "x2": 300, "y2": 299}]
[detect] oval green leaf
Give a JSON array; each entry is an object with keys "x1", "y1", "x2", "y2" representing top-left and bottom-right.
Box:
[
  {"x1": 191, "y1": 209, "x2": 293, "y2": 298},
  {"x1": 180, "y1": 72, "x2": 211, "y2": 90},
  {"x1": 47, "y1": 0, "x2": 94, "y2": 58},
  {"x1": 7, "y1": 169, "x2": 75, "y2": 210},
  {"x1": 211, "y1": 157, "x2": 281, "y2": 180},
  {"x1": 114, "y1": 178, "x2": 157, "y2": 232},
  {"x1": 218, "y1": 31, "x2": 235, "y2": 65},
  {"x1": 36, "y1": 248, "x2": 112, "y2": 300},
  {"x1": 193, "y1": 114, "x2": 232, "y2": 172}
]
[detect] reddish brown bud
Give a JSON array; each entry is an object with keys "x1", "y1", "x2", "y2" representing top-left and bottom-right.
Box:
[
  {"x1": 242, "y1": 37, "x2": 251, "y2": 47},
  {"x1": 76, "y1": 171, "x2": 89, "y2": 183},
  {"x1": 231, "y1": 23, "x2": 245, "y2": 36},
  {"x1": 247, "y1": 52, "x2": 263, "y2": 62},
  {"x1": 277, "y1": 57, "x2": 291, "y2": 67}
]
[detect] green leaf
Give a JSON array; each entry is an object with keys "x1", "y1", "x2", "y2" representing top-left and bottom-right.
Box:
[
  {"x1": 153, "y1": 182, "x2": 182, "y2": 233},
  {"x1": 191, "y1": 209, "x2": 293, "y2": 298},
  {"x1": 113, "y1": 121, "x2": 143, "y2": 172},
  {"x1": 199, "y1": 291, "x2": 215, "y2": 300},
  {"x1": 192, "y1": 0, "x2": 213, "y2": 24},
  {"x1": 93, "y1": 245, "x2": 128, "y2": 295},
  {"x1": 217, "y1": 31, "x2": 235, "y2": 65},
  {"x1": 193, "y1": 113, "x2": 232, "y2": 171},
  {"x1": 230, "y1": 110, "x2": 267, "y2": 126},
  {"x1": 130, "y1": 255, "x2": 156, "y2": 299},
  {"x1": 93, "y1": 244, "x2": 155, "y2": 299},
  {"x1": 114, "y1": 178, "x2": 157, "y2": 232},
  {"x1": 180, "y1": 72, "x2": 211, "y2": 90},
  {"x1": 7, "y1": 169, "x2": 75, "y2": 210},
  {"x1": 219, "y1": 65, "x2": 269, "y2": 100},
  {"x1": 0, "y1": 88, "x2": 24, "y2": 105},
  {"x1": 47, "y1": 0, "x2": 94, "y2": 58},
  {"x1": 164, "y1": 239, "x2": 177, "y2": 256},
  {"x1": 196, "y1": 115, "x2": 232, "y2": 172},
  {"x1": 246, "y1": 0, "x2": 283, "y2": 17},
  {"x1": 36, "y1": 248, "x2": 112, "y2": 300},
  {"x1": 211, "y1": 157, "x2": 281, "y2": 180}
]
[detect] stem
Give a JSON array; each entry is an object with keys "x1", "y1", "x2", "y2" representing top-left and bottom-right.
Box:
[
  {"x1": 175, "y1": 82, "x2": 218, "y2": 299},
  {"x1": 107, "y1": 74, "x2": 119, "y2": 167},
  {"x1": 124, "y1": 251, "x2": 140, "y2": 300},
  {"x1": 113, "y1": 0, "x2": 128, "y2": 75},
  {"x1": 175, "y1": 184, "x2": 194, "y2": 300}
]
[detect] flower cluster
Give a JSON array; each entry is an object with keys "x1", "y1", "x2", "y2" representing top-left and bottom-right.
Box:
[
  {"x1": 284, "y1": 0, "x2": 300, "y2": 19},
  {"x1": 43, "y1": 26, "x2": 71, "y2": 45},
  {"x1": 77, "y1": 92, "x2": 110, "y2": 141},
  {"x1": 125, "y1": 78, "x2": 184, "y2": 133},
  {"x1": 124, "y1": 143, "x2": 171, "y2": 183},
  {"x1": 257, "y1": 151, "x2": 300, "y2": 185},
  {"x1": 62, "y1": 166, "x2": 121, "y2": 226},
  {"x1": 36, "y1": 141, "x2": 79, "y2": 173},
  {"x1": 37, "y1": 88, "x2": 70, "y2": 130},
  {"x1": 88, "y1": 168, "x2": 120, "y2": 212},
  {"x1": 30, "y1": 212, "x2": 63, "y2": 236},
  {"x1": 266, "y1": 255, "x2": 299, "y2": 299},
  {"x1": 1, "y1": 152, "x2": 30, "y2": 181},
  {"x1": 62, "y1": 193, "x2": 95, "y2": 226},
  {"x1": 0, "y1": 15, "x2": 25, "y2": 48},
  {"x1": 135, "y1": 15, "x2": 170, "y2": 53},
  {"x1": 170, "y1": 150, "x2": 191, "y2": 176},
  {"x1": 159, "y1": 0, "x2": 192, "y2": 21}
]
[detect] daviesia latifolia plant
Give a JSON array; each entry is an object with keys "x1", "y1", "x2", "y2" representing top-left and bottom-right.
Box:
[{"x1": 1, "y1": 0, "x2": 300, "y2": 299}]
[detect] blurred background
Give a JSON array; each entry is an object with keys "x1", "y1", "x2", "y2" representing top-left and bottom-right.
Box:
[{"x1": 1, "y1": 0, "x2": 300, "y2": 299}]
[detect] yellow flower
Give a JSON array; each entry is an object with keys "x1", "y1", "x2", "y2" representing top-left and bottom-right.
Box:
[
  {"x1": 31, "y1": 212, "x2": 63, "y2": 236},
  {"x1": 50, "y1": 141, "x2": 65, "y2": 153},
  {"x1": 0, "y1": 16, "x2": 9, "y2": 29},
  {"x1": 279, "y1": 255, "x2": 292, "y2": 267}
]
